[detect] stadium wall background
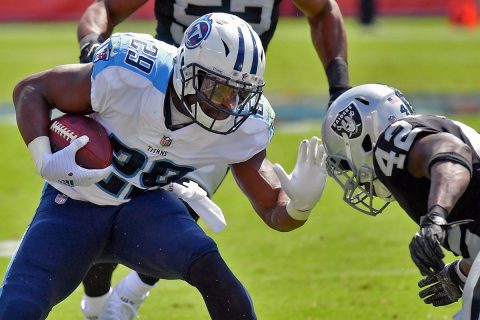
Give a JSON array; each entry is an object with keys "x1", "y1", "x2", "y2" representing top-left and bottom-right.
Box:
[{"x1": 0, "y1": 0, "x2": 451, "y2": 21}]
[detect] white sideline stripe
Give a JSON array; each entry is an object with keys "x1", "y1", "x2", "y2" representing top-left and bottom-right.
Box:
[
  {"x1": 0, "y1": 114, "x2": 15, "y2": 124},
  {"x1": 0, "y1": 240, "x2": 19, "y2": 257}
]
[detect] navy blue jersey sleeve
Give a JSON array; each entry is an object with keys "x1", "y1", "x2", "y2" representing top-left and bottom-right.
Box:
[{"x1": 374, "y1": 116, "x2": 440, "y2": 182}]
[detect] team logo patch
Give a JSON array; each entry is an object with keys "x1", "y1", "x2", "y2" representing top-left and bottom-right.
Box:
[
  {"x1": 185, "y1": 16, "x2": 213, "y2": 49},
  {"x1": 331, "y1": 103, "x2": 362, "y2": 139},
  {"x1": 160, "y1": 135, "x2": 172, "y2": 147},
  {"x1": 54, "y1": 193, "x2": 68, "y2": 205}
]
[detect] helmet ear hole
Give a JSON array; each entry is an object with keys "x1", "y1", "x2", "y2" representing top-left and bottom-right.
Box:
[
  {"x1": 355, "y1": 96, "x2": 370, "y2": 105},
  {"x1": 362, "y1": 134, "x2": 373, "y2": 152},
  {"x1": 221, "y1": 40, "x2": 230, "y2": 56}
]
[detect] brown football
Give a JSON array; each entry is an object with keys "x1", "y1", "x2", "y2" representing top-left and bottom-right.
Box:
[{"x1": 49, "y1": 114, "x2": 112, "y2": 169}]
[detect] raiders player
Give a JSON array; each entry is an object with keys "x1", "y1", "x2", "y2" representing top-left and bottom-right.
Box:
[
  {"x1": 1, "y1": 14, "x2": 328, "y2": 319},
  {"x1": 322, "y1": 83, "x2": 480, "y2": 316},
  {"x1": 77, "y1": 0, "x2": 349, "y2": 318}
]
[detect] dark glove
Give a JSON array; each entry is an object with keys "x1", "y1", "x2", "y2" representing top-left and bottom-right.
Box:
[
  {"x1": 79, "y1": 33, "x2": 103, "y2": 63},
  {"x1": 409, "y1": 205, "x2": 448, "y2": 276},
  {"x1": 418, "y1": 260, "x2": 464, "y2": 307}
]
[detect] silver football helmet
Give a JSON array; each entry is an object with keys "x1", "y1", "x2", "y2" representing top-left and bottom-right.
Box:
[
  {"x1": 173, "y1": 13, "x2": 266, "y2": 134},
  {"x1": 322, "y1": 84, "x2": 415, "y2": 215}
]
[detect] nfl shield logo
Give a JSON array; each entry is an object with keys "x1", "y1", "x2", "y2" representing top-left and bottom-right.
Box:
[
  {"x1": 93, "y1": 40, "x2": 111, "y2": 62},
  {"x1": 160, "y1": 136, "x2": 172, "y2": 147},
  {"x1": 54, "y1": 194, "x2": 68, "y2": 205}
]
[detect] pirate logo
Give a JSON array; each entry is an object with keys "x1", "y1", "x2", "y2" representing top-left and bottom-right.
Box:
[
  {"x1": 185, "y1": 15, "x2": 213, "y2": 49},
  {"x1": 331, "y1": 103, "x2": 362, "y2": 139}
]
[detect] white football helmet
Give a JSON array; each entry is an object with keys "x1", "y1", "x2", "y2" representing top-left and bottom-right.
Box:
[
  {"x1": 173, "y1": 13, "x2": 266, "y2": 134},
  {"x1": 322, "y1": 84, "x2": 415, "y2": 215}
]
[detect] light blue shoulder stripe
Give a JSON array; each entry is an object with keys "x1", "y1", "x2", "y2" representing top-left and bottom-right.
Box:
[{"x1": 92, "y1": 33, "x2": 175, "y2": 94}]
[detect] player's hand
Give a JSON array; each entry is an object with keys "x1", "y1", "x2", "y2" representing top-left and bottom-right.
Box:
[
  {"x1": 40, "y1": 136, "x2": 111, "y2": 187},
  {"x1": 418, "y1": 260, "x2": 464, "y2": 307},
  {"x1": 273, "y1": 136, "x2": 327, "y2": 220},
  {"x1": 163, "y1": 180, "x2": 226, "y2": 232},
  {"x1": 409, "y1": 210, "x2": 448, "y2": 276},
  {"x1": 79, "y1": 33, "x2": 103, "y2": 63}
]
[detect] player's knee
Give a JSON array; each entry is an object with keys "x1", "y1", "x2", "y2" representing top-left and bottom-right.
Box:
[{"x1": 0, "y1": 296, "x2": 45, "y2": 320}]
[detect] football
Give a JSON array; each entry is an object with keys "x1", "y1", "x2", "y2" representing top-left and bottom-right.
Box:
[{"x1": 49, "y1": 114, "x2": 113, "y2": 169}]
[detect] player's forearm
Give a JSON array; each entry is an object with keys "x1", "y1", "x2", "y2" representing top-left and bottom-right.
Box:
[
  {"x1": 77, "y1": 1, "x2": 111, "y2": 41},
  {"x1": 254, "y1": 193, "x2": 307, "y2": 232},
  {"x1": 302, "y1": 0, "x2": 349, "y2": 104},
  {"x1": 306, "y1": 0, "x2": 348, "y2": 70},
  {"x1": 270, "y1": 206, "x2": 308, "y2": 231},
  {"x1": 13, "y1": 78, "x2": 52, "y2": 145}
]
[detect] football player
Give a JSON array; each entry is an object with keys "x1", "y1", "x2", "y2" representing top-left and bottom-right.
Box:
[
  {"x1": 76, "y1": 0, "x2": 349, "y2": 318},
  {"x1": 0, "y1": 13, "x2": 328, "y2": 320},
  {"x1": 322, "y1": 84, "x2": 480, "y2": 316}
]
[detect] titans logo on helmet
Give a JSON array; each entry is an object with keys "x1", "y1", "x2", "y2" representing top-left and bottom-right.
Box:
[
  {"x1": 331, "y1": 103, "x2": 362, "y2": 139},
  {"x1": 185, "y1": 16, "x2": 212, "y2": 49}
]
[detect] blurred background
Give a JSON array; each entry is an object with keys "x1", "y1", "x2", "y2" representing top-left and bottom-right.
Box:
[
  {"x1": 0, "y1": 0, "x2": 479, "y2": 122},
  {"x1": 0, "y1": 1, "x2": 479, "y2": 319}
]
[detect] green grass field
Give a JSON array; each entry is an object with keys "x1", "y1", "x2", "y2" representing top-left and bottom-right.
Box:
[{"x1": 0, "y1": 16, "x2": 479, "y2": 319}]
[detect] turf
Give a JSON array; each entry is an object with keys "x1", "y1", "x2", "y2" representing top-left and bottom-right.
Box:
[
  {"x1": 1, "y1": 17, "x2": 479, "y2": 104},
  {"x1": 1, "y1": 16, "x2": 479, "y2": 319},
  {"x1": 2, "y1": 120, "x2": 477, "y2": 319}
]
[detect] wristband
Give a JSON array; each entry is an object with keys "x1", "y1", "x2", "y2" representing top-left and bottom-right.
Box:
[
  {"x1": 326, "y1": 57, "x2": 349, "y2": 88},
  {"x1": 419, "y1": 204, "x2": 449, "y2": 228},
  {"x1": 79, "y1": 33, "x2": 103, "y2": 50},
  {"x1": 427, "y1": 204, "x2": 449, "y2": 220},
  {"x1": 286, "y1": 201, "x2": 311, "y2": 221},
  {"x1": 27, "y1": 136, "x2": 52, "y2": 174}
]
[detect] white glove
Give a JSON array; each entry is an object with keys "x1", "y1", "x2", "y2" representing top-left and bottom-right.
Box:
[
  {"x1": 272, "y1": 136, "x2": 327, "y2": 220},
  {"x1": 163, "y1": 180, "x2": 226, "y2": 232},
  {"x1": 28, "y1": 135, "x2": 111, "y2": 187}
]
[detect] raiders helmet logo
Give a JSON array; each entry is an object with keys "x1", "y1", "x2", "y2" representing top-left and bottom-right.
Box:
[
  {"x1": 185, "y1": 15, "x2": 213, "y2": 49},
  {"x1": 331, "y1": 103, "x2": 362, "y2": 139}
]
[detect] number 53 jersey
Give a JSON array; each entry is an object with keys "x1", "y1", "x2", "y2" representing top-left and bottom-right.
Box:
[
  {"x1": 50, "y1": 33, "x2": 274, "y2": 206},
  {"x1": 373, "y1": 115, "x2": 480, "y2": 258}
]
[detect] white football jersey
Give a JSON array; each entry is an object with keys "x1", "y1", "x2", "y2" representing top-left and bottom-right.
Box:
[{"x1": 50, "y1": 33, "x2": 274, "y2": 205}]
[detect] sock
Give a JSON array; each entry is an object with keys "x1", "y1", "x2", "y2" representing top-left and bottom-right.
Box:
[
  {"x1": 81, "y1": 289, "x2": 111, "y2": 315},
  {"x1": 121, "y1": 271, "x2": 155, "y2": 299}
]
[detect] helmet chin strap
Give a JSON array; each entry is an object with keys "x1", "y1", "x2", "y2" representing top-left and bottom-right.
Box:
[{"x1": 372, "y1": 179, "x2": 395, "y2": 202}]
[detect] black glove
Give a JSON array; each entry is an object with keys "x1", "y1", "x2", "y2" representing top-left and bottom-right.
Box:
[
  {"x1": 409, "y1": 205, "x2": 448, "y2": 276},
  {"x1": 418, "y1": 260, "x2": 464, "y2": 307},
  {"x1": 79, "y1": 33, "x2": 103, "y2": 63}
]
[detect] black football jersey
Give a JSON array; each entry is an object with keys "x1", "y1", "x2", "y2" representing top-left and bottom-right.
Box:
[
  {"x1": 373, "y1": 115, "x2": 480, "y2": 257},
  {"x1": 154, "y1": 0, "x2": 281, "y2": 49}
]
